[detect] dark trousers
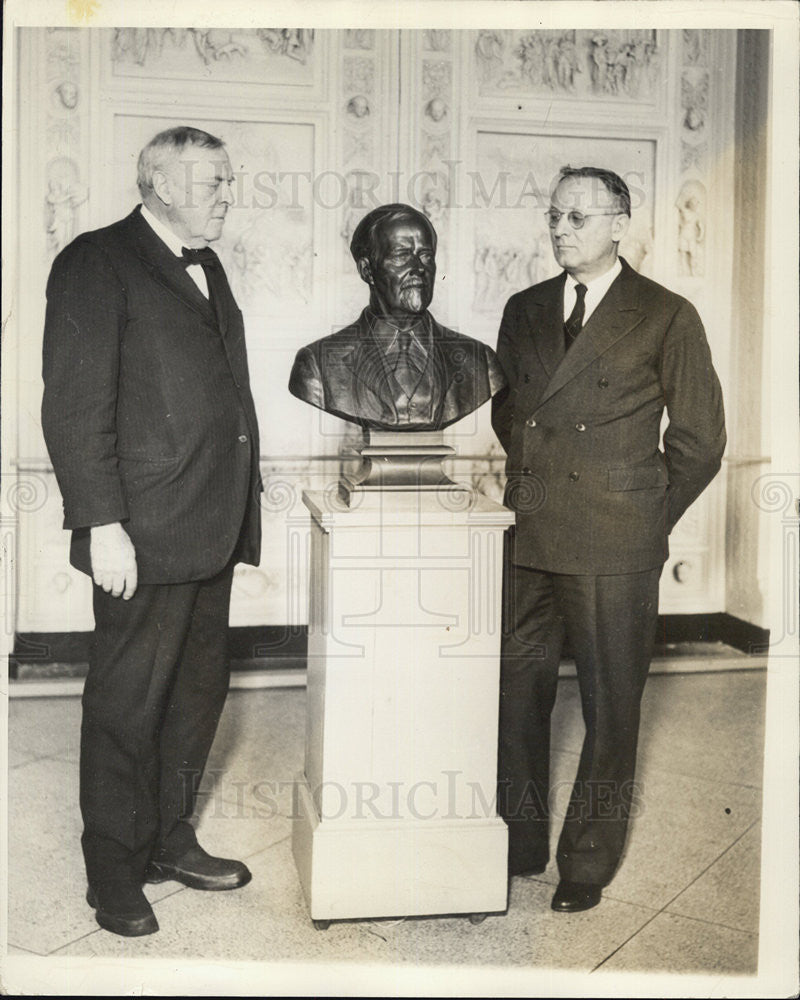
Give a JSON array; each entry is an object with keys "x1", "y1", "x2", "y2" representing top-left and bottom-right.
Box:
[
  {"x1": 498, "y1": 557, "x2": 661, "y2": 886},
  {"x1": 80, "y1": 562, "x2": 235, "y2": 886}
]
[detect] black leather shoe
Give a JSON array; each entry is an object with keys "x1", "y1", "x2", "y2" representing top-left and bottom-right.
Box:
[
  {"x1": 551, "y1": 880, "x2": 602, "y2": 912},
  {"x1": 86, "y1": 882, "x2": 159, "y2": 937},
  {"x1": 144, "y1": 844, "x2": 252, "y2": 891}
]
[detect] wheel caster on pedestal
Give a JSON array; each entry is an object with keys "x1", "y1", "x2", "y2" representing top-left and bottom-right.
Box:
[
  {"x1": 312, "y1": 919, "x2": 331, "y2": 931},
  {"x1": 468, "y1": 912, "x2": 488, "y2": 925}
]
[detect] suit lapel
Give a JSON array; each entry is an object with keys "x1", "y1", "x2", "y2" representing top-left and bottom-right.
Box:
[
  {"x1": 124, "y1": 207, "x2": 218, "y2": 328},
  {"x1": 536, "y1": 260, "x2": 645, "y2": 409},
  {"x1": 527, "y1": 272, "x2": 567, "y2": 379},
  {"x1": 206, "y1": 259, "x2": 237, "y2": 339}
]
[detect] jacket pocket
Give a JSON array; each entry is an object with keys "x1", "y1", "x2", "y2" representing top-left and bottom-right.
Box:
[
  {"x1": 118, "y1": 454, "x2": 184, "y2": 494},
  {"x1": 608, "y1": 461, "x2": 668, "y2": 492},
  {"x1": 117, "y1": 453, "x2": 180, "y2": 464}
]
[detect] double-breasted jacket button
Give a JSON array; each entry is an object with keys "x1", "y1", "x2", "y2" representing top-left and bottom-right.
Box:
[
  {"x1": 526, "y1": 417, "x2": 537, "y2": 428},
  {"x1": 568, "y1": 471, "x2": 580, "y2": 482},
  {"x1": 238, "y1": 434, "x2": 248, "y2": 443},
  {"x1": 524, "y1": 373, "x2": 531, "y2": 383},
  {"x1": 522, "y1": 466, "x2": 532, "y2": 475},
  {"x1": 575, "y1": 422, "x2": 586, "y2": 432},
  {"x1": 598, "y1": 377, "x2": 609, "y2": 388}
]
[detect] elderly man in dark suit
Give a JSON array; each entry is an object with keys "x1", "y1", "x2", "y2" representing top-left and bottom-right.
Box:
[
  {"x1": 289, "y1": 203, "x2": 505, "y2": 430},
  {"x1": 492, "y1": 166, "x2": 725, "y2": 913},
  {"x1": 41, "y1": 126, "x2": 261, "y2": 937}
]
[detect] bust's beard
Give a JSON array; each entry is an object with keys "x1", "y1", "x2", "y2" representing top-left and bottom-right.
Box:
[{"x1": 397, "y1": 287, "x2": 426, "y2": 314}]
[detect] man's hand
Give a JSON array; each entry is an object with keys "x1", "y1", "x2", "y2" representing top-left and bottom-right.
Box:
[{"x1": 90, "y1": 522, "x2": 138, "y2": 600}]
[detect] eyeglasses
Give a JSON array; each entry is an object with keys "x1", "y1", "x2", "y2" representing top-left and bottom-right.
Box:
[{"x1": 545, "y1": 209, "x2": 621, "y2": 230}]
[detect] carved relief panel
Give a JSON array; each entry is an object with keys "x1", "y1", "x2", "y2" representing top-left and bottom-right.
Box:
[
  {"x1": 400, "y1": 30, "x2": 458, "y2": 329},
  {"x1": 109, "y1": 28, "x2": 319, "y2": 89},
  {"x1": 13, "y1": 29, "x2": 97, "y2": 634},
  {"x1": 336, "y1": 31, "x2": 398, "y2": 322},
  {"x1": 675, "y1": 29, "x2": 711, "y2": 280},
  {"x1": 656, "y1": 29, "x2": 734, "y2": 611},
  {"x1": 473, "y1": 29, "x2": 661, "y2": 106},
  {"x1": 44, "y1": 29, "x2": 91, "y2": 259}
]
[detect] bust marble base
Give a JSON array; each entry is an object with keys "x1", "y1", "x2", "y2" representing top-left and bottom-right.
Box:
[{"x1": 339, "y1": 429, "x2": 458, "y2": 503}]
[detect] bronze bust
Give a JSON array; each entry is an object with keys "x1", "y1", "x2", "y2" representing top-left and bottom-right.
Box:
[{"x1": 288, "y1": 203, "x2": 506, "y2": 431}]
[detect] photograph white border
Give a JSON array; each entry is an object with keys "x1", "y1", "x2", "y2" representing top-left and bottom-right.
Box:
[{"x1": 2, "y1": 2, "x2": 797, "y2": 997}]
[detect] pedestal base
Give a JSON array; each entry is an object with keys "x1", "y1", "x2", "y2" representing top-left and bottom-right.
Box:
[
  {"x1": 339, "y1": 429, "x2": 458, "y2": 503},
  {"x1": 292, "y1": 777, "x2": 508, "y2": 921},
  {"x1": 292, "y1": 486, "x2": 514, "y2": 925}
]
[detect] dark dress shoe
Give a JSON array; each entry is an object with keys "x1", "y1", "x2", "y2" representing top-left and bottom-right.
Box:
[
  {"x1": 144, "y1": 844, "x2": 252, "y2": 891},
  {"x1": 86, "y1": 881, "x2": 159, "y2": 937},
  {"x1": 551, "y1": 880, "x2": 602, "y2": 913}
]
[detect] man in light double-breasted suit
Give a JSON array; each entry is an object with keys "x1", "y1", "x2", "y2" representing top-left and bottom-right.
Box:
[
  {"x1": 42, "y1": 126, "x2": 261, "y2": 936},
  {"x1": 492, "y1": 166, "x2": 726, "y2": 913}
]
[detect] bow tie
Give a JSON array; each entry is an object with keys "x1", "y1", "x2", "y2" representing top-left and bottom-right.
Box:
[{"x1": 181, "y1": 246, "x2": 219, "y2": 267}]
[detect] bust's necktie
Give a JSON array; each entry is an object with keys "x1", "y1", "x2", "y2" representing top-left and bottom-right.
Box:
[
  {"x1": 394, "y1": 330, "x2": 419, "y2": 397},
  {"x1": 563, "y1": 282, "x2": 588, "y2": 352},
  {"x1": 182, "y1": 246, "x2": 227, "y2": 333}
]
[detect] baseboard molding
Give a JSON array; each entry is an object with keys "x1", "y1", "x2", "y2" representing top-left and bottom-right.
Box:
[
  {"x1": 8, "y1": 657, "x2": 769, "y2": 699},
  {"x1": 8, "y1": 625, "x2": 307, "y2": 679},
  {"x1": 652, "y1": 613, "x2": 770, "y2": 655},
  {"x1": 9, "y1": 614, "x2": 770, "y2": 682}
]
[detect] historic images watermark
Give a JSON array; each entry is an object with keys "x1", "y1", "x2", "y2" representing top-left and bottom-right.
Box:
[
  {"x1": 172, "y1": 159, "x2": 649, "y2": 215},
  {"x1": 190, "y1": 767, "x2": 646, "y2": 824}
]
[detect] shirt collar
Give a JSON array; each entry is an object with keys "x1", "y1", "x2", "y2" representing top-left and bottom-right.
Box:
[
  {"x1": 367, "y1": 309, "x2": 431, "y2": 356},
  {"x1": 565, "y1": 257, "x2": 622, "y2": 299},
  {"x1": 139, "y1": 203, "x2": 193, "y2": 259}
]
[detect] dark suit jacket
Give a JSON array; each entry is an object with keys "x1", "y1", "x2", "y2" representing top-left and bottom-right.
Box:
[
  {"x1": 491, "y1": 258, "x2": 726, "y2": 575},
  {"x1": 288, "y1": 309, "x2": 506, "y2": 430},
  {"x1": 42, "y1": 206, "x2": 262, "y2": 584}
]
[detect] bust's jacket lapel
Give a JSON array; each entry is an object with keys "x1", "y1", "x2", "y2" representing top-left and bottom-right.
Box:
[
  {"x1": 339, "y1": 311, "x2": 400, "y2": 425},
  {"x1": 430, "y1": 319, "x2": 460, "y2": 401}
]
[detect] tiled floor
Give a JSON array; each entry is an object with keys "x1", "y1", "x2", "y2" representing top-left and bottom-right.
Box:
[{"x1": 4, "y1": 669, "x2": 771, "y2": 994}]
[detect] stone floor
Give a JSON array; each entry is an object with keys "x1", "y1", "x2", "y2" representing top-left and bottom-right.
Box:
[{"x1": 2, "y1": 667, "x2": 784, "y2": 996}]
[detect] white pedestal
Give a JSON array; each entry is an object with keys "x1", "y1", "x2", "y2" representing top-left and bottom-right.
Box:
[{"x1": 292, "y1": 487, "x2": 515, "y2": 923}]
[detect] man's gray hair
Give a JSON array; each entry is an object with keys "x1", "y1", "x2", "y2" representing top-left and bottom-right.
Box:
[
  {"x1": 136, "y1": 126, "x2": 225, "y2": 199},
  {"x1": 556, "y1": 165, "x2": 632, "y2": 217}
]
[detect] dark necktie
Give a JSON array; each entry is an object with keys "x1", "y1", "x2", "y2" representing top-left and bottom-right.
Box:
[
  {"x1": 182, "y1": 246, "x2": 228, "y2": 333},
  {"x1": 563, "y1": 282, "x2": 588, "y2": 352},
  {"x1": 394, "y1": 330, "x2": 419, "y2": 397}
]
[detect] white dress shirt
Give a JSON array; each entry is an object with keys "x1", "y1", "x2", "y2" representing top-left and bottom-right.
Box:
[
  {"x1": 562, "y1": 257, "x2": 622, "y2": 325},
  {"x1": 139, "y1": 203, "x2": 209, "y2": 298}
]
